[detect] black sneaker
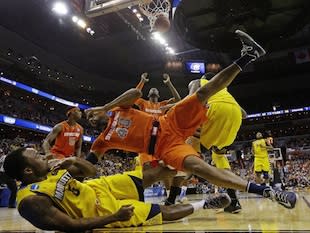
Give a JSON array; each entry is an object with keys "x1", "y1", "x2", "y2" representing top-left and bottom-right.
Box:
[
  {"x1": 204, "y1": 193, "x2": 231, "y2": 209},
  {"x1": 263, "y1": 188, "x2": 297, "y2": 209},
  {"x1": 224, "y1": 199, "x2": 242, "y2": 214},
  {"x1": 235, "y1": 30, "x2": 266, "y2": 60}
]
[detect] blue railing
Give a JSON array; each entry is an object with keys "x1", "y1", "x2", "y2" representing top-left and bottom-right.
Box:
[
  {"x1": 0, "y1": 114, "x2": 95, "y2": 142},
  {"x1": 0, "y1": 76, "x2": 90, "y2": 110},
  {"x1": 1, "y1": 76, "x2": 310, "y2": 118}
]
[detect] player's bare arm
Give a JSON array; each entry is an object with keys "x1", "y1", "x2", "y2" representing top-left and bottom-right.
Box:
[
  {"x1": 261, "y1": 142, "x2": 273, "y2": 150},
  {"x1": 42, "y1": 124, "x2": 63, "y2": 158},
  {"x1": 136, "y1": 72, "x2": 149, "y2": 90},
  {"x1": 50, "y1": 157, "x2": 97, "y2": 178},
  {"x1": 163, "y1": 73, "x2": 181, "y2": 103},
  {"x1": 85, "y1": 88, "x2": 142, "y2": 117},
  {"x1": 18, "y1": 195, "x2": 134, "y2": 232}
]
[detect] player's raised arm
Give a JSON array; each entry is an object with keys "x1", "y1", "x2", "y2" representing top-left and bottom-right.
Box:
[
  {"x1": 136, "y1": 72, "x2": 149, "y2": 90},
  {"x1": 163, "y1": 73, "x2": 181, "y2": 103},
  {"x1": 85, "y1": 88, "x2": 142, "y2": 117},
  {"x1": 42, "y1": 124, "x2": 63, "y2": 158}
]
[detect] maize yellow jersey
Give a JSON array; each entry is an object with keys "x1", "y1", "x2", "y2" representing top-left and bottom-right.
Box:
[
  {"x1": 200, "y1": 79, "x2": 239, "y2": 105},
  {"x1": 17, "y1": 169, "x2": 99, "y2": 218},
  {"x1": 252, "y1": 139, "x2": 269, "y2": 158}
]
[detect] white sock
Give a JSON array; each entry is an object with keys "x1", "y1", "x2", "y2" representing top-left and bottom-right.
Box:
[
  {"x1": 166, "y1": 189, "x2": 170, "y2": 197},
  {"x1": 190, "y1": 200, "x2": 205, "y2": 212},
  {"x1": 180, "y1": 186, "x2": 187, "y2": 197}
]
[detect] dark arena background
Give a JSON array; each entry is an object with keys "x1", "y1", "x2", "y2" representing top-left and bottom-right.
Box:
[{"x1": 0, "y1": 0, "x2": 310, "y2": 232}]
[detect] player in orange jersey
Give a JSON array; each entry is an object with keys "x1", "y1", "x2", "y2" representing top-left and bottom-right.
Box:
[
  {"x1": 135, "y1": 72, "x2": 181, "y2": 116},
  {"x1": 43, "y1": 107, "x2": 83, "y2": 159},
  {"x1": 85, "y1": 30, "x2": 297, "y2": 209},
  {"x1": 135, "y1": 72, "x2": 185, "y2": 204}
]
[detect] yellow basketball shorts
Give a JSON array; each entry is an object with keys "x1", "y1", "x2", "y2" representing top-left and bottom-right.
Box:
[
  {"x1": 200, "y1": 102, "x2": 242, "y2": 150},
  {"x1": 86, "y1": 170, "x2": 162, "y2": 227},
  {"x1": 211, "y1": 151, "x2": 231, "y2": 169},
  {"x1": 254, "y1": 157, "x2": 270, "y2": 173}
]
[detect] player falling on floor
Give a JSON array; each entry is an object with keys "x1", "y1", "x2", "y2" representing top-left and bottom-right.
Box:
[
  {"x1": 43, "y1": 107, "x2": 83, "y2": 159},
  {"x1": 252, "y1": 132, "x2": 273, "y2": 185},
  {"x1": 184, "y1": 72, "x2": 247, "y2": 214},
  {"x1": 85, "y1": 30, "x2": 297, "y2": 209},
  {"x1": 3, "y1": 147, "x2": 231, "y2": 231}
]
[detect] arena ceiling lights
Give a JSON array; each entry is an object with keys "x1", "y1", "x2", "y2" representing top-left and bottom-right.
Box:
[
  {"x1": 51, "y1": 1, "x2": 95, "y2": 36},
  {"x1": 151, "y1": 32, "x2": 175, "y2": 55},
  {"x1": 52, "y1": 1, "x2": 69, "y2": 15}
]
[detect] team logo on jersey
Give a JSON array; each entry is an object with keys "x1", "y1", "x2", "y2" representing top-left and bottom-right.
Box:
[
  {"x1": 30, "y1": 184, "x2": 39, "y2": 191},
  {"x1": 118, "y1": 118, "x2": 131, "y2": 128},
  {"x1": 116, "y1": 127, "x2": 128, "y2": 139}
]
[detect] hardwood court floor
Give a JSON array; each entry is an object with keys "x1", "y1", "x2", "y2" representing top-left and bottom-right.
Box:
[{"x1": 1, "y1": 191, "x2": 310, "y2": 233}]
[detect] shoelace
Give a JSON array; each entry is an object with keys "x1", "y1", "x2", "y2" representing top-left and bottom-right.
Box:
[
  {"x1": 274, "y1": 191, "x2": 289, "y2": 204},
  {"x1": 204, "y1": 195, "x2": 226, "y2": 209},
  {"x1": 241, "y1": 45, "x2": 254, "y2": 56}
]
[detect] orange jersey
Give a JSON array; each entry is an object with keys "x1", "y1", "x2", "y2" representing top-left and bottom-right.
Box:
[
  {"x1": 91, "y1": 108, "x2": 155, "y2": 155},
  {"x1": 51, "y1": 121, "x2": 83, "y2": 158},
  {"x1": 134, "y1": 98, "x2": 169, "y2": 117},
  {"x1": 92, "y1": 94, "x2": 207, "y2": 170}
]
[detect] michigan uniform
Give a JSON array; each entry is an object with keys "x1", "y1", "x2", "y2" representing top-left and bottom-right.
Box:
[
  {"x1": 200, "y1": 79, "x2": 242, "y2": 169},
  {"x1": 17, "y1": 169, "x2": 162, "y2": 227},
  {"x1": 252, "y1": 139, "x2": 270, "y2": 173}
]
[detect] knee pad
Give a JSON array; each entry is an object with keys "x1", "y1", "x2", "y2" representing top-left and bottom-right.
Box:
[{"x1": 86, "y1": 152, "x2": 99, "y2": 164}]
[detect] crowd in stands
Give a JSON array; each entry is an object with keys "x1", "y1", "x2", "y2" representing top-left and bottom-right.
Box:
[
  {"x1": 95, "y1": 151, "x2": 136, "y2": 177},
  {"x1": 0, "y1": 86, "x2": 100, "y2": 136}
]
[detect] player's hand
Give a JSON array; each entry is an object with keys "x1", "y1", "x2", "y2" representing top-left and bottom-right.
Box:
[
  {"x1": 141, "y1": 72, "x2": 149, "y2": 83},
  {"x1": 163, "y1": 73, "x2": 171, "y2": 84},
  {"x1": 50, "y1": 157, "x2": 75, "y2": 172},
  {"x1": 113, "y1": 205, "x2": 134, "y2": 221},
  {"x1": 85, "y1": 108, "x2": 95, "y2": 120}
]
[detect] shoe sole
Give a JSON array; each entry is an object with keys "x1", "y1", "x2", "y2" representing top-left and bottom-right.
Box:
[{"x1": 235, "y1": 30, "x2": 266, "y2": 56}]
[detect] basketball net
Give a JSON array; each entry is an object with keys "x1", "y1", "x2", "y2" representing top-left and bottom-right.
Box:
[{"x1": 139, "y1": 0, "x2": 171, "y2": 32}]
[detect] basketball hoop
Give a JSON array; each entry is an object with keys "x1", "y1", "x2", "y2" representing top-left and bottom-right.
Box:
[{"x1": 139, "y1": 0, "x2": 171, "y2": 32}]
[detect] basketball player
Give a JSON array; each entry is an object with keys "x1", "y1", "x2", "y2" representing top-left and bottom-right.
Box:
[
  {"x1": 134, "y1": 72, "x2": 180, "y2": 165},
  {"x1": 42, "y1": 107, "x2": 83, "y2": 159},
  {"x1": 85, "y1": 30, "x2": 297, "y2": 209},
  {"x1": 185, "y1": 72, "x2": 247, "y2": 213},
  {"x1": 252, "y1": 132, "x2": 273, "y2": 184},
  {"x1": 135, "y1": 72, "x2": 188, "y2": 204},
  {"x1": 3, "y1": 147, "x2": 231, "y2": 231}
]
